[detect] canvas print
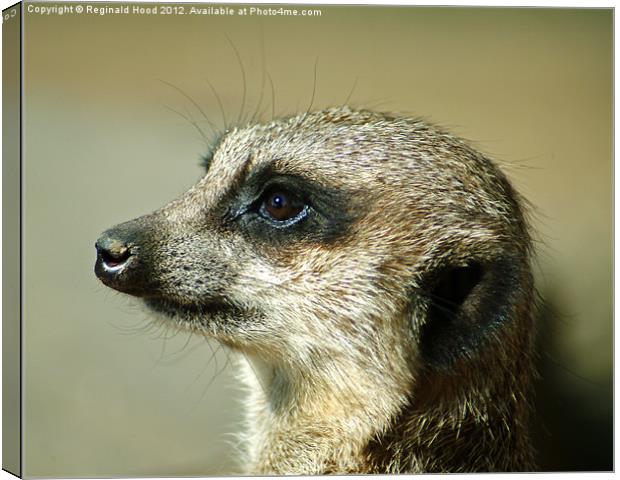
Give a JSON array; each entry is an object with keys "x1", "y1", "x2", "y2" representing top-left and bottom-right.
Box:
[{"x1": 2, "y1": 2, "x2": 613, "y2": 477}]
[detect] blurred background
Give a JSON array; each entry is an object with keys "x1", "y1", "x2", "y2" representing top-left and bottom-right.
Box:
[{"x1": 21, "y1": 5, "x2": 611, "y2": 476}]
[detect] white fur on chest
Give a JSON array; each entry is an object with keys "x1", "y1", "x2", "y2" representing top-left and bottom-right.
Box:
[{"x1": 235, "y1": 354, "x2": 275, "y2": 471}]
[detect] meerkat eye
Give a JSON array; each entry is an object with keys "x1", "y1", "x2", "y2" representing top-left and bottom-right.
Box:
[{"x1": 260, "y1": 188, "x2": 305, "y2": 222}]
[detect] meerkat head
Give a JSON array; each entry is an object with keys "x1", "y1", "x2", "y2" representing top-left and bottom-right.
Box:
[{"x1": 95, "y1": 107, "x2": 532, "y2": 390}]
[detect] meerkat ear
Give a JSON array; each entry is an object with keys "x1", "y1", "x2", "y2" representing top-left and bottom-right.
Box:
[{"x1": 418, "y1": 256, "x2": 522, "y2": 370}]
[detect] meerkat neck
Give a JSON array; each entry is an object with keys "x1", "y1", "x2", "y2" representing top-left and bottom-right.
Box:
[
  {"x1": 238, "y1": 353, "x2": 412, "y2": 474},
  {"x1": 366, "y1": 370, "x2": 535, "y2": 472},
  {"x1": 238, "y1": 347, "x2": 534, "y2": 474}
]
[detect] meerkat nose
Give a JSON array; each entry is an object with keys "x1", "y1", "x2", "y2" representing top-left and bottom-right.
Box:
[
  {"x1": 94, "y1": 217, "x2": 162, "y2": 296},
  {"x1": 95, "y1": 235, "x2": 132, "y2": 274}
]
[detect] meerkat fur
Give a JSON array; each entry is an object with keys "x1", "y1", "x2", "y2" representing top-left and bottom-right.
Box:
[{"x1": 95, "y1": 107, "x2": 536, "y2": 474}]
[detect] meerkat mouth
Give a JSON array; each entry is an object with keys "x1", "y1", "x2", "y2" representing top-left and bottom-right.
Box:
[{"x1": 143, "y1": 296, "x2": 240, "y2": 321}]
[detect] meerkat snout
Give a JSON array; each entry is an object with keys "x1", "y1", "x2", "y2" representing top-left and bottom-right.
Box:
[{"x1": 95, "y1": 107, "x2": 536, "y2": 474}]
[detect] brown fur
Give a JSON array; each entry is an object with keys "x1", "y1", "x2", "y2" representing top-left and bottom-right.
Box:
[{"x1": 95, "y1": 107, "x2": 536, "y2": 474}]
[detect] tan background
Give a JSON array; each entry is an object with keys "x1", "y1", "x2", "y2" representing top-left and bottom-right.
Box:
[{"x1": 21, "y1": 4, "x2": 612, "y2": 476}]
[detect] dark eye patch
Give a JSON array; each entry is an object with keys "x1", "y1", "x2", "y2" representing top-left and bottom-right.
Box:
[{"x1": 224, "y1": 171, "x2": 361, "y2": 246}]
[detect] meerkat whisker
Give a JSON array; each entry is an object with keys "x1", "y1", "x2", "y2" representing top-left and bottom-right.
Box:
[
  {"x1": 342, "y1": 76, "x2": 359, "y2": 108},
  {"x1": 163, "y1": 104, "x2": 211, "y2": 147},
  {"x1": 205, "y1": 77, "x2": 228, "y2": 132},
  {"x1": 225, "y1": 35, "x2": 247, "y2": 127},
  {"x1": 267, "y1": 71, "x2": 276, "y2": 122},
  {"x1": 249, "y1": 29, "x2": 267, "y2": 126},
  {"x1": 160, "y1": 80, "x2": 219, "y2": 137},
  {"x1": 304, "y1": 57, "x2": 319, "y2": 118}
]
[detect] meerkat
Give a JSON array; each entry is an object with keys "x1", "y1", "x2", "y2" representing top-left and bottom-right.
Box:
[{"x1": 94, "y1": 107, "x2": 536, "y2": 474}]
